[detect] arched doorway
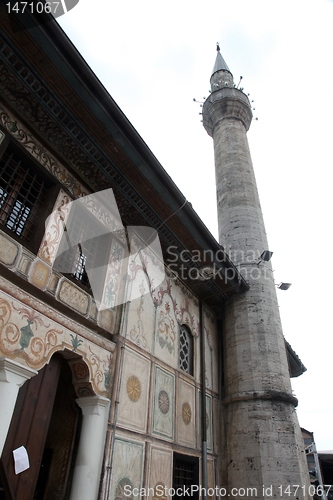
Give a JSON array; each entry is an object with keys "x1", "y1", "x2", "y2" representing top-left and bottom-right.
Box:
[{"x1": 0, "y1": 353, "x2": 82, "y2": 500}]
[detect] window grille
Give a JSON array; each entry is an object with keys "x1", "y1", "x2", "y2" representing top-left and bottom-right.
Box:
[
  {"x1": 54, "y1": 206, "x2": 112, "y2": 290},
  {"x1": 0, "y1": 147, "x2": 50, "y2": 242},
  {"x1": 173, "y1": 454, "x2": 199, "y2": 500},
  {"x1": 179, "y1": 325, "x2": 193, "y2": 375},
  {"x1": 174, "y1": 460, "x2": 195, "y2": 491}
]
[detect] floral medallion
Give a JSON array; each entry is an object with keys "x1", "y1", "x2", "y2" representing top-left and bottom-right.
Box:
[
  {"x1": 127, "y1": 375, "x2": 141, "y2": 402},
  {"x1": 182, "y1": 402, "x2": 192, "y2": 425},
  {"x1": 158, "y1": 389, "x2": 170, "y2": 415},
  {"x1": 73, "y1": 361, "x2": 89, "y2": 380}
]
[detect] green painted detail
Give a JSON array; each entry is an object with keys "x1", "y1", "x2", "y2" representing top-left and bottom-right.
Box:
[
  {"x1": 70, "y1": 334, "x2": 83, "y2": 352},
  {"x1": 19, "y1": 320, "x2": 34, "y2": 350},
  {"x1": 104, "y1": 367, "x2": 111, "y2": 390}
]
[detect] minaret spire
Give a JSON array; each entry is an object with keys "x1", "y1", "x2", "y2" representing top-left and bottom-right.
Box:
[
  {"x1": 210, "y1": 43, "x2": 233, "y2": 91},
  {"x1": 213, "y1": 42, "x2": 231, "y2": 73},
  {"x1": 202, "y1": 48, "x2": 310, "y2": 497}
]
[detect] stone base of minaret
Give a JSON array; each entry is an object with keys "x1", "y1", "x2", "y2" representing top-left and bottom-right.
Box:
[{"x1": 221, "y1": 397, "x2": 310, "y2": 499}]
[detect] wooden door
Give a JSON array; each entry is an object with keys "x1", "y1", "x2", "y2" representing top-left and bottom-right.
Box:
[{"x1": 0, "y1": 356, "x2": 62, "y2": 500}]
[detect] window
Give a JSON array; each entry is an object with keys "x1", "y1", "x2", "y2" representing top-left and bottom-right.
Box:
[
  {"x1": 0, "y1": 144, "x2": 53, "y2": 245},
  {"x1": 179, "y1": 325, "x2": 193, "y2": 375},
  {"x1": 54, "y1": 204, "x2": 114, "y2": 292}
]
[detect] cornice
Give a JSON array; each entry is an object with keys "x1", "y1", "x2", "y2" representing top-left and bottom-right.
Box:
[{"x1": 0, "y1": 17, "x2": 248, "y2": 302}]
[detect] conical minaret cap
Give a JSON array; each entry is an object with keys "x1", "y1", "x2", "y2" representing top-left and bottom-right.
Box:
[
  {"x1": 212, "y1": 43, "x2": 231, "y2": 75},
  {"x1": 210, "y1": 44, "x2": 234, "y2": 91}
]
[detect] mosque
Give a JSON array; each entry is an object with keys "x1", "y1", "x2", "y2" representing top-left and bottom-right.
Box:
[{"x1": 0, "y1": 7, "x2": 310, "y2": 500}]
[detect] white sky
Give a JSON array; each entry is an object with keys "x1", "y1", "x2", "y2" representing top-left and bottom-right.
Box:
[{"x1": 58, "y1": 0, "x2": 333, "y2": 450}]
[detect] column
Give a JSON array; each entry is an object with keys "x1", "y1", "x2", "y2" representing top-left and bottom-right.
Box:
[
  {"x1": 0, "y1": 357, "x2": 37, "y2": 455},
  {"x1": 70, "y1": 395, "x2": 110, "y2": 500}
]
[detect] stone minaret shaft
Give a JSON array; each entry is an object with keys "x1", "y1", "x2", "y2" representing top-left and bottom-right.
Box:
[{"x1": 203, "y1": 47, "x2": 310, "y2": 497}]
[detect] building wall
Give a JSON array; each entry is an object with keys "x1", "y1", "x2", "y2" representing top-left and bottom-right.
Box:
[
  {"x1": 109, "y1": 270, "x2": 220, "y2": 497},
  {"x1": 0, "y1": 98, "x2": 222, "y2": 499}
]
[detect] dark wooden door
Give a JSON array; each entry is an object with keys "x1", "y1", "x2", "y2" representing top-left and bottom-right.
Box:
[{"x1": 0, "y1": 355, "x2": 62, "y2": 500}]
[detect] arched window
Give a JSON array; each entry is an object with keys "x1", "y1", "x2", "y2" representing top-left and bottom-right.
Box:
[{"x1": 179, "y1": 325, "x2": 193, "y2": 375}]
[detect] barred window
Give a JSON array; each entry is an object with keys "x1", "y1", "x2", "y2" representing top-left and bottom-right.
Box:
[
  {"x1": 179, "y1": 325, "x2": 193, "y2": 375},
  {"x1": 54, "y1": 205, "x2": 113, "y2": 291},
  {"x1": 0, "y1": 145, "x2": 52, "y2": 244}
]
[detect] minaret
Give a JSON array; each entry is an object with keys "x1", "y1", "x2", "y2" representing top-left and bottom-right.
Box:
[{"x1": 202, "y1": 45, "x2": 310, "y2": 497}]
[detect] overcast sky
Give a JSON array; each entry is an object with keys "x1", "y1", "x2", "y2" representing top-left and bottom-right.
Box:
[{"x1": 58, "y1": 0, "x2": 333, "y2": 450}]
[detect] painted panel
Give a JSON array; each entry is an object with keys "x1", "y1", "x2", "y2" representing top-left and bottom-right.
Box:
[
  {"x1": 154, "y1": 292, "x2": 178, "y2": 369},
  {"x1": 117, "y1": 348, "x2": 151, "y2": 433},
  {"x1": 176, "y1": 378, "x2": 196, "y2": 448},
  {"x1": 58, "y1": 280, "x2": 90, "y2": 315},
  {"x1": 152, "y1": 366, "x2": 175, "y2": 440},
  {"x1": 108, "y1": 438, "x2": 144, "y2": 500},
  {"x1": 152, "y1": 278, "x2": 200, "y2": 372},
  {"x1": 0, "y1": 231, "x2": 19, "y2": 268},
  {"x1": 152, "y1": 277, "x2": 200, "y2": 337},
  {"x1": 126, "y1": 269, "x2": 155, "y2": 352},
  {"x1": 38, "y1": 189, "x2": 73, "y2": 265},
  {"x1": 100, "y1": 236, "x2": 127, "y2": 311},
  {"x1": 148, "y1": 446, "x2": 173, "y2": 500}
]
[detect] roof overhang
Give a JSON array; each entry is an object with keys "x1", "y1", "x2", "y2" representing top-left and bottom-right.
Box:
[
  {"x1": 285, "y1": 340, "x2": 307, "y2": 378},
  {"x1": 0, "y1": 8, "x2": 248, "y2": 308}
]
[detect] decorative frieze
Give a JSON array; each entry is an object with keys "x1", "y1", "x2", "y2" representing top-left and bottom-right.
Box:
[
  {"x1": 98, "y1": 308, "x2": 114, "y2": 332},
  {"x1": 58, "y1": 280, "x2": 90, "y2": 316},
  {"x1": 0, "y1": 279, "x2": 115, "y2": 398},
  {"x1": 0, "y1": 232, "x2": 20, "y2": 268},
  {"x1": 0, "y1": 104, "x2": 88, "y2": 199},
  {"x1": 28, "y1": 259, "x2": 51, "y2": 291}
]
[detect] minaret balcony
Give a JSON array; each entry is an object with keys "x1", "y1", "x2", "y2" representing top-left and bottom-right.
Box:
[{"x1": 202, "y1": 87, "x2": 253, "y2": 136}]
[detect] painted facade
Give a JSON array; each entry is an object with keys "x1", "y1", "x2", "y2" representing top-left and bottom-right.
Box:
[{"x1": 0, "y1": 9, "x2": 308, "y2": 500}]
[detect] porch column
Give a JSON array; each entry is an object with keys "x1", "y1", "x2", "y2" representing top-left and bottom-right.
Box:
[
  {"x1": 70, "y1": 395, "x2": 110, "y2": 500},
  {"x1": 0, "y1": 357, "x2": 37, "y2": 455}
]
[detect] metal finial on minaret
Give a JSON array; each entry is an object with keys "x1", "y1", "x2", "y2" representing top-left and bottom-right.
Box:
[{"x1": 216, "y1": 42, "x2": 220, "y2": 52}]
